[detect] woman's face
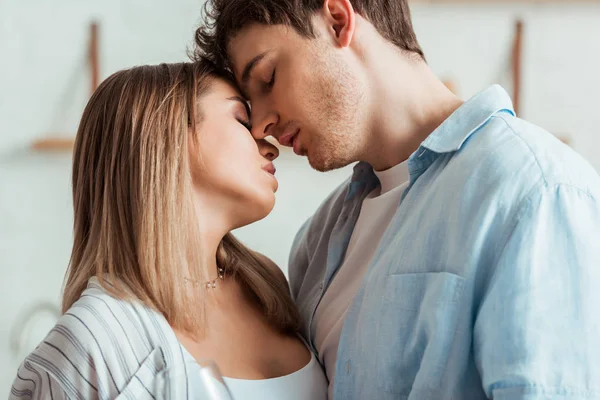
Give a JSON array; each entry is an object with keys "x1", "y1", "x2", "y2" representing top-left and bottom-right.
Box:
[{"x1": 190, "y1": 77, "x2": 279, "y2": 229}]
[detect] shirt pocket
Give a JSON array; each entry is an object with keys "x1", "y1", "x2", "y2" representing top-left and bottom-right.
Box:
[
  {"x1": 375, "y1": 272, "x2": 465, "y2": 396},
  {"x1": 116, "y1": 347, "x2": 166, "y2": 400}
]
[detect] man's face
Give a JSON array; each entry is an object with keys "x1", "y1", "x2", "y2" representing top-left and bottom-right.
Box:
[{"x1": 228, "y1": 20, "x2": 368, "y2": 172}]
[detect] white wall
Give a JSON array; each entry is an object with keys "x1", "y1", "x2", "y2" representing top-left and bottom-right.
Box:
[{"x1": 1, "y1": 0, "x2": 599, "y2": 394}]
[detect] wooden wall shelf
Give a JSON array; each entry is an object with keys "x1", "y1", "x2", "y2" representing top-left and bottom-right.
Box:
[{"x1": 31, "y1": 138, "x2": 75, "y2": 151}]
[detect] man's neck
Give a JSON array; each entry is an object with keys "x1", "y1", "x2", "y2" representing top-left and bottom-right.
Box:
[{"x1": 361, "y1": 47, "x2": 463, "y2": 171}]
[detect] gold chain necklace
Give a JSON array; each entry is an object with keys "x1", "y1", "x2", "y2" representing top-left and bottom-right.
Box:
[{"x1": 184, "y1": 267, "x2": 224, "y2": 289}]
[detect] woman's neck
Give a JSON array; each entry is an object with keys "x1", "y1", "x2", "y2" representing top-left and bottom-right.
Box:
[{"x1": 194, "y1": 204, "x2": 230, "y2": 281}]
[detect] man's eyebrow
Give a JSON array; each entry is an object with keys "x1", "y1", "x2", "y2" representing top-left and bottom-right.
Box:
[
  {"x1": 227, "y1": 96, "x2": 251, "y2": 117},
  {"x1": 240, "y1": 51, "x2": 270, "y2": 90}
]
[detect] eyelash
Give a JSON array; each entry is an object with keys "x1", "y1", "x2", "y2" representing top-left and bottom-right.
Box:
[
  {"x1": 264, "y1": 69, "x2": 276, "y2": 92},
  {"x1": 237, "y1": 118, "x2": 252, "y2": 131}
]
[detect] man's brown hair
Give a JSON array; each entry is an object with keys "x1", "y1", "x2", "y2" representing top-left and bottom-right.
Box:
[{"x1": 193, "y1": 0, "x2": 424, "y2": 71}]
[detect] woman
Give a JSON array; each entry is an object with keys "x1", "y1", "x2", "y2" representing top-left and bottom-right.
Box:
[{"x1": 10, "y1": 61, "x2": 327, "y2": 399}]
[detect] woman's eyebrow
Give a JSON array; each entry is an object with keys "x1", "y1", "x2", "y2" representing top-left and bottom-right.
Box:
[{"x1": 227, "y1": 96, "x2": 251, "y2": 117}]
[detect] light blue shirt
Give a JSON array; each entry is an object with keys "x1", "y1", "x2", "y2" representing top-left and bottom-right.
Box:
[{"x1": 289, "y1": 85, "x2": 600, "y2": 400}]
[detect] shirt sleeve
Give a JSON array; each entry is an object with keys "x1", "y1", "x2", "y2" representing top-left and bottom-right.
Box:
[
  {"x1": 10, "y1": 360, "x2": 69, "y2": 400},
  {"x1": 474, "y1": 183, "x2": 600, "y2": 399}
]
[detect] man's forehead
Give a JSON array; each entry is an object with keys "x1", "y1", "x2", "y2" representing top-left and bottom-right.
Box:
[
  {"x1": 228, "y1": 41, "x2": 260, "y2": 81},
  {"x1": 227, "y1": 24, "x2": 291, "y2": 78}
]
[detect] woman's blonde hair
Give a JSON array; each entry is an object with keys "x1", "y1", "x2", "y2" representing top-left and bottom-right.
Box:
[{"x1": 63, "y1": 61, "x2": 299, "y2": 335}]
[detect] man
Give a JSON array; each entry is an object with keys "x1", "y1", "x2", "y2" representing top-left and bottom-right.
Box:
[{"x1": 194, "y1": 0, "x2": 600, "y2": 399}]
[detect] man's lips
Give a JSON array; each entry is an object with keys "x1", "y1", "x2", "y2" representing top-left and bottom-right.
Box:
[
  {"x1": 292, "y1": 134, "x2": 303, "y2": 156},
  {"x1": 278, "y1": 128, "x2": 299, "y2": 147}
]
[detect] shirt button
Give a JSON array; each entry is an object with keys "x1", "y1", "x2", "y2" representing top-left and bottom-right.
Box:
[
  {"x1": 319, "y1": 282, "x2": 324, "y2": 291},
  {"x1": 346, "y1": 361, "x2": 351, "y2": 374}
]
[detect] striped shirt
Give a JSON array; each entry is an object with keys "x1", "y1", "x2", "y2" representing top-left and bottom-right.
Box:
[{"x1": 10, "y1": 277, "x2": 196, "y2": 399}]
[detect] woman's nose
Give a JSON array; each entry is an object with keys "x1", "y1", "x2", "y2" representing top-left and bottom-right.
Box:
[
  {"x1": 257, "y1": 139, "x2": 279, "y2": 161},
  {"x1": 251, "y1": 109, "x2": 278, "y2": 140}
]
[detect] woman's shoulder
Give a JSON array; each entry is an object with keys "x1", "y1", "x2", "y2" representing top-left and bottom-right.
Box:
[
  {"x1": 57, "y1": 277, "x2": 147, "y2": 344},
  {"x1": 56, "y1": 277, "x2": 177, "y2": 360},
  {"x1": 10, "y1": 278, "x2": 178, "y2": 399}
]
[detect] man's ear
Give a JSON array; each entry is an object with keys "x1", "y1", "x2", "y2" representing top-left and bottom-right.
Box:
[{"x1": 322, "y1": 0, "x2": 356, "y2": 48}]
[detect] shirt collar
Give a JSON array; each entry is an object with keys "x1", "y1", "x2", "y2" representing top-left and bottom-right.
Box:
[{"x1": 420, "y1": 84, "x2": 515, "y2": 154}]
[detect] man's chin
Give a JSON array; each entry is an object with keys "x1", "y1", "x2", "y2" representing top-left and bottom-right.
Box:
[{"x1": 307, "y1": 151, "x2": 353, "y2": 173}]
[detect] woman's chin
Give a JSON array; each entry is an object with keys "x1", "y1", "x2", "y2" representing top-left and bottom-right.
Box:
[
  {"x1": 232, "y1": 194, "x2": 275, "y2": 229},
  {"x1": 253, "y1": 194, "x2": 276, "y2": 221}
]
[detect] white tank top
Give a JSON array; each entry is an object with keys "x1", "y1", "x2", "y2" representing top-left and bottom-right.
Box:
[{"x1": 223, "y1": 350, "x2": 328, "y2": 400}]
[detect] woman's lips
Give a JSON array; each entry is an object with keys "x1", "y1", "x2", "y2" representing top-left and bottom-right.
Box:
[{"x1": 262, "y1": 162, "x2": 276, "y2": 175}]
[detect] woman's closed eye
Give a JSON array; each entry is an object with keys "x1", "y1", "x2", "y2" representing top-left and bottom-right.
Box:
[
  {"x1": 237, "y1": 117, "x2": 252, "y2": 131},
  {"x1": 229, "y1": 96, "x2": 252, "y2": 131}
]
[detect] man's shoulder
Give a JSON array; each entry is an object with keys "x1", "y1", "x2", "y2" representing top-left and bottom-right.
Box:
[{"x1": 456, "y1": 113, "x2": 600, "y2": 203}]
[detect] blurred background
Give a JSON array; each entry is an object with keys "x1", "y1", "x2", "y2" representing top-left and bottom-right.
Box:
[{"x1": 1, "y1": 0, "x2": 599, "y2": 393}]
